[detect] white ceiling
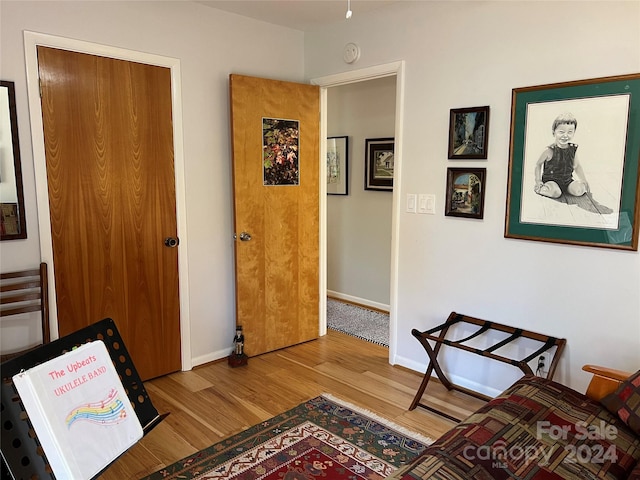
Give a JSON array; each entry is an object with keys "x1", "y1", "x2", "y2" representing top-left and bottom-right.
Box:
[{"x1": 194, "y1": 0, "x2": 400, "y2": 31}]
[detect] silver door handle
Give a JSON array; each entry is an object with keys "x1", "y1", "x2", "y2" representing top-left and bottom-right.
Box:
[{"x1": 239, "y1": 232, "x2": 252, "y2": 241}]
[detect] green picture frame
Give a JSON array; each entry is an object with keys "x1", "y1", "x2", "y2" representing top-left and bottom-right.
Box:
[{"x1": 505, "y1": 73, "x2": 640, "y2": 251}]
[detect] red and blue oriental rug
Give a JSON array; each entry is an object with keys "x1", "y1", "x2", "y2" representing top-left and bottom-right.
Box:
[{"x1": 142, "y1": 394, "x2": 432, "y2": 480}]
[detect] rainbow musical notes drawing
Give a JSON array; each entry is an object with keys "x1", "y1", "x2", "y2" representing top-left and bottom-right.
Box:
[{"x1": 65, "y1": 388, "x2": 128, "y2": 428}]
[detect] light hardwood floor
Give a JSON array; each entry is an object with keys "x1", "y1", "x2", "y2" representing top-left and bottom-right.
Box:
[{"x1": 100, "y1": 330, "x2": 485, "y2": 479}]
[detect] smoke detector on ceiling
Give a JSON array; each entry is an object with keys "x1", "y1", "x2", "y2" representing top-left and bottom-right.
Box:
[{"x1": 343, "y1": 43, "x2": 360, "y2": 64}]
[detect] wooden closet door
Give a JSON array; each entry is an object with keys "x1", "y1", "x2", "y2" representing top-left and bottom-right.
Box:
[{"x1": 38, "y1": 46, "x2": 181, "y2": 380}]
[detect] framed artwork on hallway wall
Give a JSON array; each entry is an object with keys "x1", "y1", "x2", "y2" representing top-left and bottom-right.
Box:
[
  {"x1": 365, "y1": 137, "x2": 394, "y2": 191},
  {"x1": 505, "y1": 73, "x2": 640, "y2": 251},
  {"x1": 448, "y1": 106, "x2": 490, "y2": 159},
  {"x1": 327, "y1": 136, "x2": 348, "y2": 195}
]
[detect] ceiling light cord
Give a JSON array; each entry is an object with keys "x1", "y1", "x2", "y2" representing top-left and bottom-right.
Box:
[{"x1": 346, "y1": 0, "x2": 352, "y2": 19}]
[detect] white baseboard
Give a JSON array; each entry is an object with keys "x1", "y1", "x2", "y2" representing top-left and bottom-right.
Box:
[
  {"x1": 391, "y1": 353, "x2": 425, "y2": 373},
  {"x1": 392, "y1": 353, "x2": 503, "y2": 398},
  {"x1": 327, "y1": 290, "x2": 390, "y2": 312},
  {"x1": 191, "y1": 347, "x2": 233, "y2": 368}
]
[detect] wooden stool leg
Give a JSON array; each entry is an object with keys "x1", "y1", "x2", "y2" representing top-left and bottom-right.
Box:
[
  {"x1": 409, "y1": 327, "x2": 451, "y2": 410},
  {"x1": 409, "y1": 361, "x2": 435, "y2": 410}
]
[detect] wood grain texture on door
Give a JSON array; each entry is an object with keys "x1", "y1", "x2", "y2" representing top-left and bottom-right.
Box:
[
  {"x1": 38, "y1": 46, "x2": 181, "y2": 380},
  {"x1": 230, "y1": 74, "x2": 320, "y2": 357}
]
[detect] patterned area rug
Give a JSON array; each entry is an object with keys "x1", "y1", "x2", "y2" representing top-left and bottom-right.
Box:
[
  {"x1": 141, "y1": 394, "x2": 431, "y2": 480},
  {"x1": 327, "y1": 298, "x2": 389, "y2": 347}
]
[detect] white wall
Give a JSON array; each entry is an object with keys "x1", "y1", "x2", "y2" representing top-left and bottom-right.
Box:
[
  {"x1": 0, "y1": 1, "x2": 304, "y2": 365},
  {"x1": 327, "y1": 77, "x2": 395, "y2": 307},
  {"x1": 306, "y1": 1, "x2": 640, "y2": 394}
]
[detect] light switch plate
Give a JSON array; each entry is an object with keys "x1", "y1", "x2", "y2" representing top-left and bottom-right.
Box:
[
  {"x1": 406, "y1": 194, "x2": 417, "y2": 213},
  {"x1": 418, "y1": 194, "x2": 435, "y2": 214}
]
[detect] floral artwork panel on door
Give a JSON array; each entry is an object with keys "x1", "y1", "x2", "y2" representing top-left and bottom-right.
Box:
[{"x1": 263, "y1": 118, "x2": 300, "y2": 186}]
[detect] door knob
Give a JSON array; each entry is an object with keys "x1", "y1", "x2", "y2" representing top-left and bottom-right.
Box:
[
  {"x1": 164, "y1": 237, "x2": 179, "y2": 248},
  {"x1": 239, "y1": 232, "x2": 252, "y2": 241}
]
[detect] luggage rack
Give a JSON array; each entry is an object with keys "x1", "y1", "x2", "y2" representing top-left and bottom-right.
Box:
[{"x1": 409, "y1": 312, "x2": 566, "y2": 422}]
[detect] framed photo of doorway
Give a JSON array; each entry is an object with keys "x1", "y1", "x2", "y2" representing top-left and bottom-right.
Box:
[{"x1": 445, "y1": 167, "x2": 486, "y2": 219}]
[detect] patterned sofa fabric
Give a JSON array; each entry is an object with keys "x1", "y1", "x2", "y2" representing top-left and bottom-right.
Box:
[{"x1": 390, "y1": 376, "x2": 640, "y2": 480}]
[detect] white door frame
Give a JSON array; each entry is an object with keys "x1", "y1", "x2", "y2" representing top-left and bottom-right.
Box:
[
  {"x1": 23, "y1": 31, "x2": 192, "y2": 371},
  {"x1": 312, "y1": 61, "x2": 405, "y2": 364}
]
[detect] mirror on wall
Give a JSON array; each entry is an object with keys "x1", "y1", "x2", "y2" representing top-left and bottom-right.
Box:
[{"x1": 0, "y1": 80, "x2": 27, "y2": 240}]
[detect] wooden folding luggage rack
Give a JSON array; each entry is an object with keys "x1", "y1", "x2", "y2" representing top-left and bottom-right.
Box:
[{"x1": 409, "y1": 312, "x2": 566, "y2": 422}]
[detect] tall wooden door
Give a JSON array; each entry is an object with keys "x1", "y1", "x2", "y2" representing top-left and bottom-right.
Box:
[
  {"x1": 38, "y1": 46, "x2": 181, "y2": 380},
  {"x1": 230, "y1": 74, "x2": 320, "y2": 356}
]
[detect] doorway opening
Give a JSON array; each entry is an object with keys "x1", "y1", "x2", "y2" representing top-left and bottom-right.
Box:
[{"x1": 313, "y1": 61, "x2": 405, "y2": 364}]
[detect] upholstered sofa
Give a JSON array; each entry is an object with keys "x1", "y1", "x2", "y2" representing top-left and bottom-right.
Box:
[{"x1": 389, "y1": 366, "x2": 640, "y2": 480}]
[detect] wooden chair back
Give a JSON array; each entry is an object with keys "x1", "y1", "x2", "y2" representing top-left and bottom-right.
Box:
[{"x1": 0, "y1": 263, "x2": 50, "y2": 362}]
